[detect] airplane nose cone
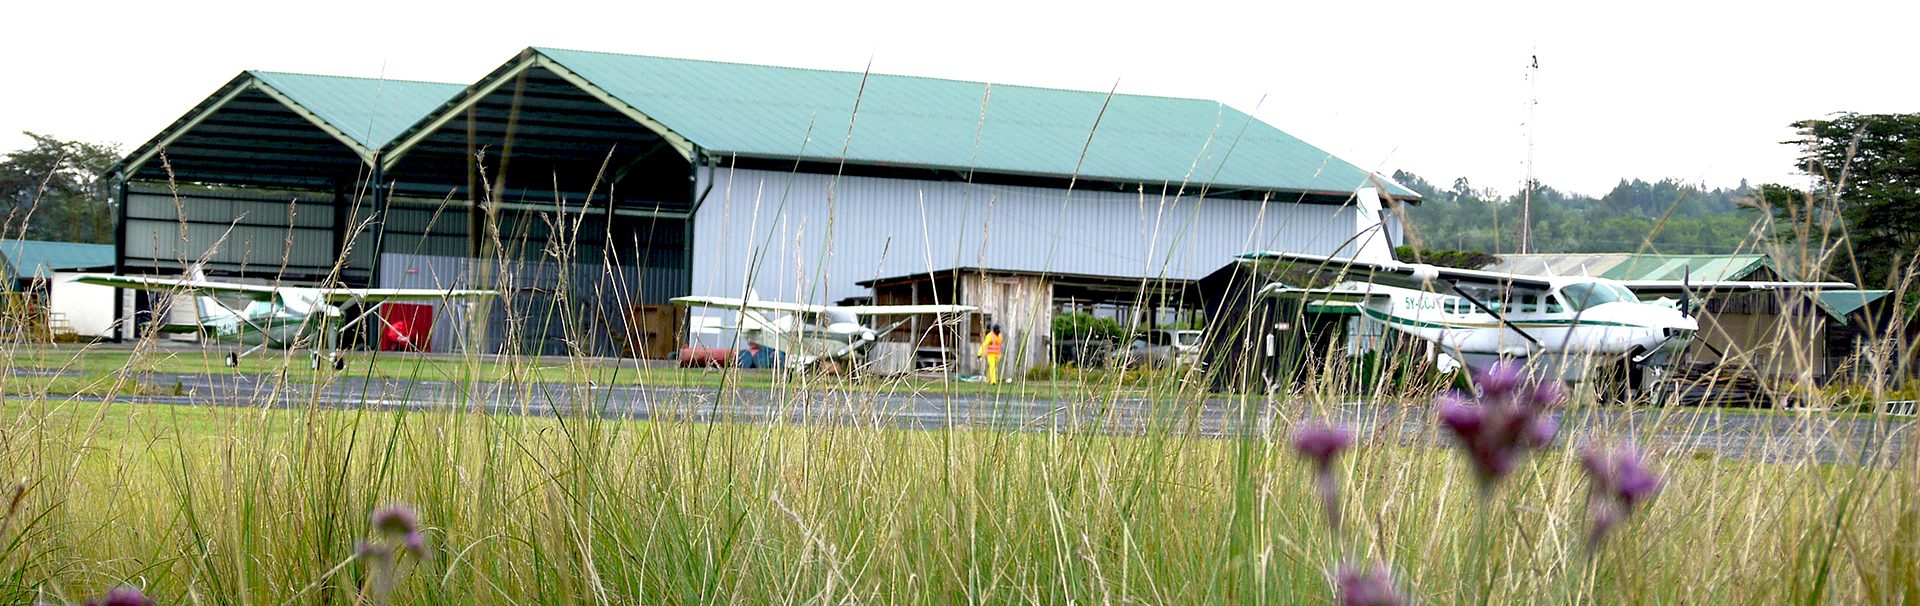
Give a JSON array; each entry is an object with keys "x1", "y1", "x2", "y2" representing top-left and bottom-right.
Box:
[
  {"x1": 861, "y1": 330, "x2": 876, "y2": 342},
  {"x1": 1674, "y1": 312, "x2": 1699, "y2": 332}
]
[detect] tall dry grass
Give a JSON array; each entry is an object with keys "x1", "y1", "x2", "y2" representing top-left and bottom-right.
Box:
[{"x1": 0, "y1": 136, "x2": 1913, "y2": 606}]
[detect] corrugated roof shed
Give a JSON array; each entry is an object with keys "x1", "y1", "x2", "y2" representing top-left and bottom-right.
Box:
[
  {"x1": 0, "y1": 239, "x2": 115, "y2": 280},
  {"x1": 1483, "y1": 253, "x2": 1773, "y2": 281},
  {"x1": 1815, "y1": 290, "x2": 1893, "y2": 325},
  {"x1": 426, "y1": 47, "x2": 1415, "y2": 198}
]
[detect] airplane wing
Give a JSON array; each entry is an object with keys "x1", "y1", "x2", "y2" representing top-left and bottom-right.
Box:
[
  {"x1": 1618, "y1": 280, "x2": 1856, "y2": 296},
  {"x1": 321, "y1": 288, "x2": 498, "y2": 303},
  {"x1": 670, "y1": 295, "x2": 827, "y2": 315},
  {"x1": 835, "y1": 304, "x2": 978, "y2": 315},
  {"x1": 69, "y1": 273, "x2": 279, "y2": 301},
  {"x1": 1256, "y1": 284, "x2": 1392, "y2": 305},
  {"x1": 1237, "y1": 251, "x2": 1558, "y2": 293}
]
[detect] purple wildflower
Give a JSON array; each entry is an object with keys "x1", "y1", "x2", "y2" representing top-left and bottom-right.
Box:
[
  {"x1": 1292, "y1": 423, "x2": 1355, "y2": 472},
  {"x1": 1580, "y1": 442, "x2": 1661, "y2": 549},
  {"x1": 82, "y1": 587, "x2": 153, "y2": 606},
  {"x1": 1475, "y1": 362, "x2": 1524, "y2": 398},
  {"x1": 370, "y1": 503, "x2": 428, "y2": 556},
  {"x1": 1335, "y1": 562, "x2": 1407, "y2": 606},
  {"x1": 1293, "y1": 422, "x2": 1356, "y2": 533},
  {"x1": 1436, "y1": 363, "x2": 1563, "y2": 486},
  {"x1": 356, "y1": 539, "x2": 394, "y2": 562},
  {"x1": 371, "y1": 505, "x2": 420, "y2": 538},
  {"x1": 402, "y1": 531, "x2": 428, "y2": 556}
]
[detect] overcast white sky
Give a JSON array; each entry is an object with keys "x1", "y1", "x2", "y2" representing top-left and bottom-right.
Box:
[{"x1": 3, "y1": 0, "x2": 1913, "y2": 197}]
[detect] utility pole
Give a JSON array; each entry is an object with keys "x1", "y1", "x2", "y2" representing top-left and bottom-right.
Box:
[{"x1": 1521, "y1": 52, "x2": 1540, "y2": 254}]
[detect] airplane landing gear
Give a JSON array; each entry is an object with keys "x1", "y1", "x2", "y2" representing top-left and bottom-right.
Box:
[
  {"x1": 224, "y1": 352, "x2": 239, "y2": 368},
  {"x1": 309, "y1": 353, "x2": 346, "y2": 371}
]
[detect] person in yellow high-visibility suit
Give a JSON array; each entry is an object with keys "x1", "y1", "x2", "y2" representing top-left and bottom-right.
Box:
[{"x1": 976, "y1": 324, "x2": 1005, "y2": 383}]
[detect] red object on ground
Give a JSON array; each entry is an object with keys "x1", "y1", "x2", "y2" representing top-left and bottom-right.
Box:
[
  {"x1": 380, "y1": 303, "x2": 434, "y2": 352},
  {"x1": 678, "y1": 346, "x2": 733, "y2": 367}
]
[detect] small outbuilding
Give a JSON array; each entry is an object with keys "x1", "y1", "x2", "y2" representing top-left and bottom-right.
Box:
[
  {"x1": 1485, "y1": 253, "x2": 1896, "y2": 381},
  {"x1": 0, "y1": 239, "x2": 117, "y2": 340},
  {"x1": 857, "y1": 267, "x2": 1199, "y2": 374}
]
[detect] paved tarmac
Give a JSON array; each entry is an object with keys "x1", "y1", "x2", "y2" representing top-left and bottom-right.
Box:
[{"x1": 17, "y1": 367, "x2": 1913, "y2": 465}]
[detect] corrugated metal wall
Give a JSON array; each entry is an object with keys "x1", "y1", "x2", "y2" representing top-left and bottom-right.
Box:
[
  {"x1": 124, "y1": 186, "x2": 358, "y2": 279},
  {"x1": 691, "y1": 168, "x2": 1372, "y2": 304}
]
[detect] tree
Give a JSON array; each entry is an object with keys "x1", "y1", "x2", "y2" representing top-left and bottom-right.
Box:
[
  {"x1": 1797, "y1": 114, "x2": 1920, "y2": 289},
  {"x1": 0, "y1": 132, "x2": 122, "y2": 243},
  {"x1": 1395, "y1": 169, "x2": 1765, "y2": 256}
]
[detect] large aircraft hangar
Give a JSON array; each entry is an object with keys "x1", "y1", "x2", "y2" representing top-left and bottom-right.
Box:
[{"x1": 106, "y1": 46, "x2": 1416, "y2": 362}]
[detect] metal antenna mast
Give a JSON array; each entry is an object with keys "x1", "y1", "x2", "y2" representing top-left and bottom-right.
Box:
[{"x1": 1521, "y1": 52, "x2": 1539, "y2": 254}]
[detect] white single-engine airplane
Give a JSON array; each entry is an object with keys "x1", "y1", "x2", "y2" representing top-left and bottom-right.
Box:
[
  {"x1": 672, "y1": 295, "x2": 976, "y2": 370},
  {"x1": 1239, "y1": 188, "x2": 1853, "y2": 390},
  {"x1": 71, "y1": 273, "x2": 497, "y2": 369}
]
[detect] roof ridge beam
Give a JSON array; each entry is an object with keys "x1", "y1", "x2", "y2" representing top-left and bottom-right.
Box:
[
  {"x1": 529, "y1": 54, "x2": 696, "y2": 162},
  {"x1": 380, "y1": 50, "x2": 696, "y2": 172},
  {"x1": 113, "y1": 73, "x2": 382, "y2": 183},
  {"x1": 248, "y1": 79, "x2": 379, "y2": 165},
  {"x1": 113, "y1": 76, "x2": 258, "y2": 183}
]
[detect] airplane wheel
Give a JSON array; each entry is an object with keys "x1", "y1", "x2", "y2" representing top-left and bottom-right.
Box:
[
  {"x1": 309, "y1": 353, "x2": 321, "y2": 371},
  {"x1": 332, "y1": 355, "x2": 346, "y2": 371},
  {"x1": 224, "y1": 353, "x2": 239, "y2": 368}
]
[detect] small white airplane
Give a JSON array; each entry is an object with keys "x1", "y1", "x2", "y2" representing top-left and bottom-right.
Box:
[
  {"x1": 71, "y1": 273, "x2": 497, "y2": 369},
  {"x1": 671, "y1": 295, "x2": 976, "y2": 370},
  {"x1": 1239, "y1": 188, "x2": 1853, "y2": 390}
]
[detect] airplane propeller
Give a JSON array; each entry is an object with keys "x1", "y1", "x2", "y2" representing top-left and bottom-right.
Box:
[
  {"x1": 1679, "y1": 265, "x2": 1695, "y2": 318},
  {"x1": 829, "y1": 319, "x2": 912, "y2": 359}
]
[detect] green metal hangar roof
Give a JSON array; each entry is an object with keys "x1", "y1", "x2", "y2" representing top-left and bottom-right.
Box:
[{"x1": 382, "y1": 47, "x2": 1419, "y2": 204}]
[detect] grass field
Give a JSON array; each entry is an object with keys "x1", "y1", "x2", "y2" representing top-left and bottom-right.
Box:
[
  {"x1": 1, "y1": 340, "x2": 1915, "y2": 604},
  {"x1": 4, "y1": 164, "x2": 1915, "y2": 603},
  {"x1": 1, "y1": 345, "x2": 1196, "y2": 403}
]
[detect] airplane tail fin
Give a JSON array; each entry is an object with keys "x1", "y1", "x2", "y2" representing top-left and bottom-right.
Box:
[
  {"x1": 1341, "y1": 187, "x2": 1397, "y2": 265},
  {"x1": 185, "y1": 268, "x2": 238, "y2": 322}
]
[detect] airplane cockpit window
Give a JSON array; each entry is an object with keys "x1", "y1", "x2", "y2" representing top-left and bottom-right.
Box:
[
  {"x1": 242, "y1": 299, "x2": 275, "y2": 317},
  {"x1": 1557, "y1": 282, "x2": 1634, "y2": 311}
]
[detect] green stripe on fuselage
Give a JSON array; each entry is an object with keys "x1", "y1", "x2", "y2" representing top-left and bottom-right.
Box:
[{"x1": 1361, "y1": 307, "x2": 1646, "y2": 330}]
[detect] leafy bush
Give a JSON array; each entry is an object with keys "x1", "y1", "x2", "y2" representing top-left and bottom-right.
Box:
[{"x1": 1052, "y1": 311, "x2": 1129, "y2": 341}]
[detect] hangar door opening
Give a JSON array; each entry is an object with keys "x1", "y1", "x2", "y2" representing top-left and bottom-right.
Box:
[{"x1": 378, "y1": 207, "x2": 688, "y2": 358}]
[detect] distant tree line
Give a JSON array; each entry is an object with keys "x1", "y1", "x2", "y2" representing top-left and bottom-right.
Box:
[
  {"x1": 1, "y1": 132, "x2": 120, "y2": 244},
  {"x1": 1389, "y1": 171, "x2": 1769, "y2": 256}
]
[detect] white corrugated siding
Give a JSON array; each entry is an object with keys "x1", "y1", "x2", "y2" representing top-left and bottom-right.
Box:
[{"x1": 692, "y1": 167, "x2": 1367, "y2": 304}]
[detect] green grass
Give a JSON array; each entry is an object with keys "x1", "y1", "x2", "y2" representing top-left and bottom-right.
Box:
[
  {"x1": 6, "y1": 175, "x2": 1916, "y2": 603},
  {"x1": 1, "y1": 344, "x2": 1915, "y2": 603},
  {"x1": 5, "y1": 345, "x2": 1199, "y2": 402}
]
